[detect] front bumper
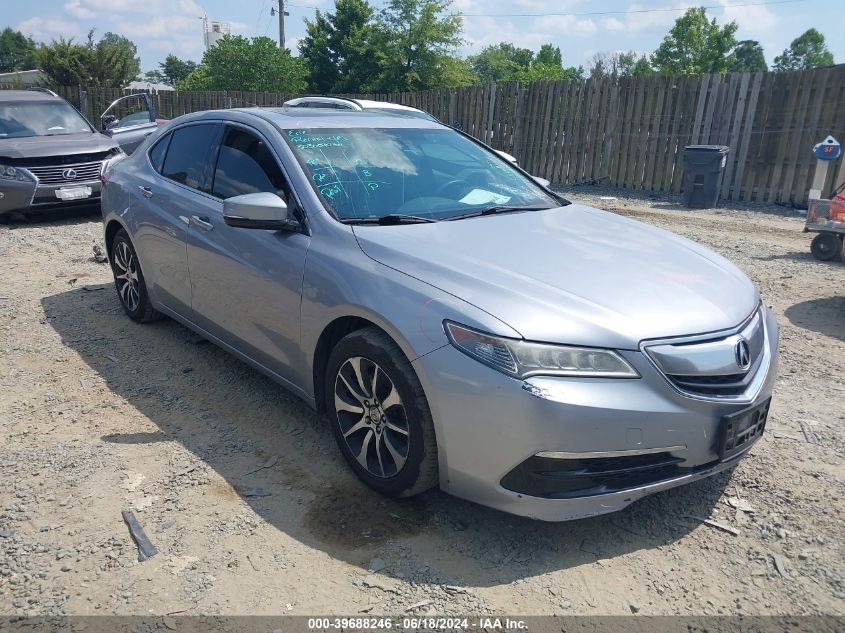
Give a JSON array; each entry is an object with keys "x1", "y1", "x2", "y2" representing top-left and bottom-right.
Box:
[
  {"x1": 0, "y1": 176, "x2": 101, "y2": 215},
  {"x1": 412, "y1": 305, "x2": 779, "y2": 521}
]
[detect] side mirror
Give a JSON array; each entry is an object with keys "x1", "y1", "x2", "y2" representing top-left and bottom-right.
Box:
[
  {"x1": 495, "y1": 149, "x2": 519, "y2": 165},
  {"x1": 101, "y1": 114, "x2": 118, "y2": 131},
  {"x1": 533, "y1": 176, "x2": 551, "y2": 188},
  {"x1": 223, "y1": 192, "x2": 295, "y2": 230}
]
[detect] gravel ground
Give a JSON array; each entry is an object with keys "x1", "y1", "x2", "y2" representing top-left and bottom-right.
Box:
[{"x1": 0, "y1": 188, "x2": 843, "y2": 617}]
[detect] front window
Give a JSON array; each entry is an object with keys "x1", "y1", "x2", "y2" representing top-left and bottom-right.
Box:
[
  {"x1": 0, "y1": 101, "x2": 92, "y2": 138},
  {"x1": 284, "y1": 127, "x2": 557, "y2": 221}
]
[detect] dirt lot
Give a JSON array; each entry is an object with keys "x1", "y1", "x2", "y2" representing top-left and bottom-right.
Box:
[{"x1": 1, "y1": 189, "x2": 843, "y2": 618}]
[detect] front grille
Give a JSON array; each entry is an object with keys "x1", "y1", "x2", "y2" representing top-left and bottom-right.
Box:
[
  {"x1": 27, "y1": 161, "x2": 103, "y2": 185},
  {"x1": 644, "y1": 308, "x2": 765, "y2": 399}
]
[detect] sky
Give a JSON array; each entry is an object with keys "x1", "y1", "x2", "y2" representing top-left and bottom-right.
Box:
[{"x1": 7, "y1": 0, "x2": 845, "y2": 75}]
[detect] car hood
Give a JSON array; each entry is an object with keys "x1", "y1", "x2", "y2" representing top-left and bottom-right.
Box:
[
  {"x1": 0, "y1": 132, "x2": 118, "y2": 160},
  {"x1": 352, "y1": 204, "x2": 759, "y2": 349}
]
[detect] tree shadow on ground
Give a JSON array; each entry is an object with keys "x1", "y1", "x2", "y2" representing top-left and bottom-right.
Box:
[
  {"x1": 42, "y1": 284, "x2": 728, "y2": 587},
  {"x1": 784, "y1": 296, "x2": 845, "y2": 344}
]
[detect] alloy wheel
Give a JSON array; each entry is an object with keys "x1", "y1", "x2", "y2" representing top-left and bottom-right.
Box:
[
  {"x1": 113, "y1": 240, "x2": 140, "y2": 312},
  {"x1": 334, "y1": 356, "x2": 410, "y2": 478}
]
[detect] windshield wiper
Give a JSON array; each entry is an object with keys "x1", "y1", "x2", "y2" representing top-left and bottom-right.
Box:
[
  {"x1": 446, "y1": 205, "x2": 553, "y2": 221},
  {"x1": 340, "y1": 214, "x2": 439, "y2": 226}
]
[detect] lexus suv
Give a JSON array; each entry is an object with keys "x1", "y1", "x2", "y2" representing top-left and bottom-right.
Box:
[
  {"x1": 0, "y1": 89, "x2": 157, "y2": 217},
  {"x1": 100, "y1": 108, "x2": 778, "y2": 521}
]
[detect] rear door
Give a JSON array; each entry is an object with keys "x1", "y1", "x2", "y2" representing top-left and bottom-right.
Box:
[
  {"x1": 186, "y1": 122, "x2": 310, "y2": 388},
  {"x1": 131, "y1": 122, "x2": 221, "y2": 317},
  {"x1": 101, "y1": 94, "x2": 158, "y2": 154}
]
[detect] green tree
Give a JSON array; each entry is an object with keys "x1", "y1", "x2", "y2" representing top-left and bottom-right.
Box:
[
  {"x1": 0, "y1": 28, "x2": 37, "y2": 73},
  {"x1": 773, "y1": 28, "x2": 834, "y2": 71},
  {"x1": 36, "y1": 30, "x2": 139, "y2": 87},
  {"x1": 372, "y1": 0, "x2": 465, "y2": 92},
  {"x1": 176, "y1": 35, "x2": 306, "y2": 92},
  {"x1": 469, "y1": 42, "x2": 534, "y2": 84},
  {"x1": 157, "y1": 54, "x2": 197, "y2": 85},
  {"x1": 589, "y1": 51, "x2": 648, "y2": 79},
  {"x1": 651, "y1": 8, "x2": 738, "y2": 75},
  {"x1": 299, "y1": 0, "x2": 382, "y2": 94},
  {"x1": 535, "y1": 43, "x2": 562, "y2": 67},
  {"x1": 728, "y1": 40, "x2": 766, "y2": 72}
]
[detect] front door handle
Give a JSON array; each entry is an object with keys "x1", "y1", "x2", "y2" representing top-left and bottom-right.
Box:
[
  {"x1": 138, "y1": 186, "x2": 153, "y2": 198},
  {"x1": 190, "y1": 215, "x2": 214, "y2": 232}
]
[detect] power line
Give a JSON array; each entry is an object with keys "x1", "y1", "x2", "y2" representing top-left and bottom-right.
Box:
[{"x1": 285, "y1": 0, "x2": 810, "y2": 18}]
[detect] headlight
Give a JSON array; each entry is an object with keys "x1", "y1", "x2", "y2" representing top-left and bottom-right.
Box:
[
  {"x1": 444, "y1": 321, "x2": 639, "y2": 379},
  {"x1": 0, "y1": 165, "x2": 25, "y2": 181}
]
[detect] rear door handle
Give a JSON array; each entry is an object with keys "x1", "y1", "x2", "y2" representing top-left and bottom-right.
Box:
[
  {"x1": 190, "y1": 215, "x2": 214, "y2": 232},
  {"x1": 138, "y1": 186, "x2": 153, "y2": 198}
]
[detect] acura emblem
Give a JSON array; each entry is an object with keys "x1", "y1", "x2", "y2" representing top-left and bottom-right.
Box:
[
  {"x1": 62, "y1": 168, "x2": 78, "y2": 180},
  {"x1": 735, "y1": 339, "x2": 751, "y2": 370}
]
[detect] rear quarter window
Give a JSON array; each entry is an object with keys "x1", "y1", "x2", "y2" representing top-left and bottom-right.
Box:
[
  {"x1": 148, "y1": 133, "x2": 171, "y2": 173},
  {"x1": 160, "y1": 124, "x2": 218, "y2": 191}
]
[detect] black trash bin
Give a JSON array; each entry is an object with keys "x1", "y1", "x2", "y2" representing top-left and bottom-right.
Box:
[{"x1": 682, "y1": 145, "x2": 730, "y2": 209}]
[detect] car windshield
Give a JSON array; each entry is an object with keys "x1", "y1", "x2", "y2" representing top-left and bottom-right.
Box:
[
  {"x1": 0, "y1": 101, "x2": 92, "y2": 138},
  {"x1": 285, "y1": 127, "x2": 558, "y2": 221}
]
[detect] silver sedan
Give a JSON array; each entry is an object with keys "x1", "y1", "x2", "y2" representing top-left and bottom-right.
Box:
[{"x1": 101, "y1": 108, "x2": 778, "y2": 521}]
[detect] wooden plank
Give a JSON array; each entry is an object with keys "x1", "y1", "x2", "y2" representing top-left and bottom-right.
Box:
[
  {"x1": 613, "y1": 76, "x2": 635, "y2": 187},
  {"x1": 574, "y1": 78, "x2": 596, "y2": 183},
  {"x1": 721, "y1": 72, "x2": 751, "y2": 199},
  {"x1": 652, "y1": 75, "x2": 675, "y2": 192},
  {"x1": 766, "y1": 70, "x2": 803, "y2": 203},
  {"x1": 551, "y1": 80, "x2": 573, "y2": 184},
  {"x1": 781, "y1": 69, "x2": 818, "y2": 203},
  {"x1": 589, "y1": 77, "x2": 611, "y2": 184},
  {"x1": 731, "y1": 71, "x2": 763, "y2": 201},
  {"x1": 644, "y1": 75, "x2": 669, "y2": 190},
  {"x1": 624, "y1": 75, "x2": 649, "y2": 189}
]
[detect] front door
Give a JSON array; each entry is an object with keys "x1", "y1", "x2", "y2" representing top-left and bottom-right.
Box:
[
  {"x1": 101, "y1": 94, "x2": 158, "y2": 154},
  {"x1": 186, "y1": 123, "x2": 310, "y2": 388}
]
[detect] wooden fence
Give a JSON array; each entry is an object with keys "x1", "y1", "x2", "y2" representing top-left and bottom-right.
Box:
[{"x1": 6, "y1": 66, "x2": 845, "y2": 205}]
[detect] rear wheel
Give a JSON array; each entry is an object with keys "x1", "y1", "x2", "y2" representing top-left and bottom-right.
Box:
[
  {"x1": 810, "y1": 232, "x2": 842, "y2": 261},
  {"x1": 110, "y1": 229, "x2": 162, "y2": 323},
  {"x1": 325, "y1": 327, "x2": 438, "y2": 498}
]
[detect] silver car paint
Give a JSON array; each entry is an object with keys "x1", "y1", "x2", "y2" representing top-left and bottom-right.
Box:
[{"x1": 102, "y1": 108, "x2": 778, "y2": 521}]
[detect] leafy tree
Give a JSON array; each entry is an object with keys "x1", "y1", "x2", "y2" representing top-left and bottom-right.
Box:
[
  {"x1": 773, "y1": 28, "x2": 834, "y2": 71},
  {"x1": 36, "y1": 30, "x2": 139, "y2": 87},
  {"x1": 372, "y1": 0, "x2": 464, "y2": 92},
  {"x1": 589, "y1": 51, "x2": 646, "y2": 79},
  {"x1": 728, "y1": 40, "x2": 766, "y2": 72},
  {"x1": 157, "y1": 54, "x2": 197, "y2": 85},
  {"x1": 0, "y1": 28, "x2": 37, "y2": 73},
  {"x1": 299, "y1": 0, "x2": 382, "y2": 94},
  {"x1": 535, "y1": 43, "x2": 562, "y2": 67},
  {"x1": 176, "y1": 35, "x2": 306, "y2": 92},
  {"x1": 651, "y1": 8, "x2": 738, "y2": 75},
  {"x1": 469, "y1": 43, "x2": 534, "y2": 84}
]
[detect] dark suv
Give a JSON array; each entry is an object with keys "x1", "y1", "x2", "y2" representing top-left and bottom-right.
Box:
[{"x1": 0, "y1": 89, "x2": 157, "y2": 217}]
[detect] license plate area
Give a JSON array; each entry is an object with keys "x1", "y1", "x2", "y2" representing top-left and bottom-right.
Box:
[
  {"x1": 717, "y1": 397, "x2": 770, "y2": 460},
  {"x1": 55, "y1": 186, "x2": 92, "y2": 201}
]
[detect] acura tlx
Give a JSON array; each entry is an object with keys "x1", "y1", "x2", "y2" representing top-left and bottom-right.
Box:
[{"x1": 100, "y1": 107, "x2": 778, "y2": 521}]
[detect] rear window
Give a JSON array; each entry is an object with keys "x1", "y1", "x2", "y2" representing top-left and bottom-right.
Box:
[{"x1": 160, "y1": 124, "x2": 217, "y2": 191}]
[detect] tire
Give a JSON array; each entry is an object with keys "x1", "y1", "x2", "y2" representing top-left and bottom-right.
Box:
[
  {"x1": 325, "y1": 327, "x2": 438, "y2": 498},
  {"x1": 810, "y1": 232, "x2": 843, "y2": 261},
  {"x1": 110, "y1": 228, "x2": 162, "y2": 323}
]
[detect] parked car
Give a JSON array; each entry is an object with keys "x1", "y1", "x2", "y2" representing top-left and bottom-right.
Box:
[
  {"x1": 0, "y1": 90, "x2": 156, "y2": 217},
  {"x1": 284, "y1": 96, "x2": 520, "y2": 164},
  {"x1": 101, "y1": 108, "x2": 778, "y2": 521}
]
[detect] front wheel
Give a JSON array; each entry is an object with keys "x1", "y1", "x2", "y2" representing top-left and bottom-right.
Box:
[
  {"x1": 110, "y1": 229, "x2": 162, "y2": 323},
  {"x1": 325, "y1": 327, "x2": 438, "y2": 498},
  {"x1": 810, "y1": 232, "x2": 843, "y2": 261}
]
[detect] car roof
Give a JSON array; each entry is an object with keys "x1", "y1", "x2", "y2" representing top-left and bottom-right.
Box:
[
  {"x1": 283, "y1": 96, "x2": 426, "y2": 114},
  {"x1": 181, "y1": 107, "x2": 445, "y2": 130},
  {"x1": 0, "y1": 90, "x2": 63, "y2": 104}
]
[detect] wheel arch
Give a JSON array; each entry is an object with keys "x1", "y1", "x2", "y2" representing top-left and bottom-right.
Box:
[
  {"x1": 104, "y1": 217, "x2": 127, "y2": 260},
  {"x1": 312, "y1": 315, "x2": 414, "y2": 415}
]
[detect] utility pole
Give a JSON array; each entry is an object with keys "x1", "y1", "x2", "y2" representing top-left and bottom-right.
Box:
[{"x1": 272, "y1": 0, "x2": 290, "y2": 49}]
